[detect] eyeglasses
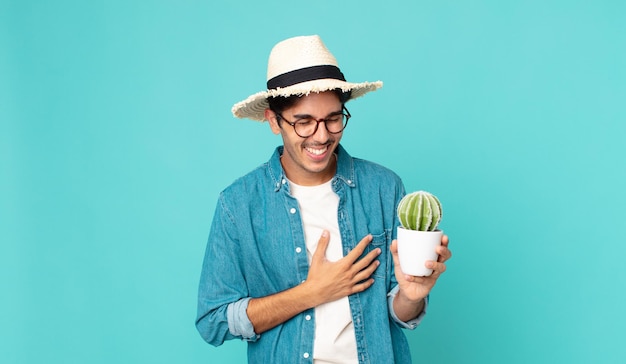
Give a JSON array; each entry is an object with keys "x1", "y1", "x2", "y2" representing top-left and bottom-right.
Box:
[{"x1": 273, "y1": 106, "x2": 351, "y2": 138}]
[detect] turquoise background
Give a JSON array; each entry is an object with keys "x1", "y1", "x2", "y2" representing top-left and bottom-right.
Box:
[{"x1": 2, "y1": 0, "x2": 625, "y2": 363}]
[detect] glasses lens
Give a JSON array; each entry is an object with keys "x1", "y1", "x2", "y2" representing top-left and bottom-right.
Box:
[
  {"x1": 325, "y1": 114, "x2": 348, "y2": 133},
  {"x1": 294, "y1": 119, "x2": 317, "y2": 137},
  {"x1": 294, "y1": 114, "x2": 348, "y2": 137}
]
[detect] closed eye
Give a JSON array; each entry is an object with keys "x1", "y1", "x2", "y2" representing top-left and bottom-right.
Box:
[
  {"x1": 293, "y1": 109, "x2": 343, "y2": 121},
  {"x1": 294, "y1": 118, "x2": 316, "y2": 126}
]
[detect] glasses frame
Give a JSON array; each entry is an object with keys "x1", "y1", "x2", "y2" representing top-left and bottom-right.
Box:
[{"x1": 272, "y1": 106, "x2": 351, "y2": 138}]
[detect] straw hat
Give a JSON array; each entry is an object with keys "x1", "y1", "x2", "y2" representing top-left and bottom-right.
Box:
[{"x1": 231, "y1": 35, "x2": 383, "y2": 121}]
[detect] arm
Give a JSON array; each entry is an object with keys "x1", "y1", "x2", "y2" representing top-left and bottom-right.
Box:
[
  {"x1": 247, "y1": 231, "x2": 381, "y2": 334},
  {"x1": 196, "y1": 199, "x2": 249, "y2": 346},
  {"x1": 392, "y1": 291, "x2": 426, "y2": 323},
  {"x1": 390, "y1": 234, "x2": 452, "y2": 322}
]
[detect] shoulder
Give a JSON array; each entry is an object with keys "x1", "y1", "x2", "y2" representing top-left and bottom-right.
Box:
[
  {"x1": 352, "y1": 157, "x2": 403, "y2": 185},
  {"x1": 219, "y1": 146, "x2": 283, "y2": 199},
  {"x1": 336, "y1": 144, "x2": 403, "y2": 187},
  {"x1": 220, "y1": 162, "x2": 271, "y2": 198}
]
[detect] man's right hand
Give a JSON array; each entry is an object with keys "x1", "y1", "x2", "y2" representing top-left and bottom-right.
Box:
[
  {"x1": 246, "y1": 231, "x2": 380, "y2": 334},
  {"x1": 303, "y1": 230, "x2": 381, "y2": 307}
]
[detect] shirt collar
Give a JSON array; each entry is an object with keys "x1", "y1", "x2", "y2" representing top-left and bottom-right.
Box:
[{"x1": 268, "y1": 144, "x2": 356, "y2": 192}]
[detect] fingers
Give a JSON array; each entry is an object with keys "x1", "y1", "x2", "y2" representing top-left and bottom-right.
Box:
[
  {"x1": 345, "y1": 234, "x2": 373, "y2": 261},
  {"x1": 437, "y1": 235, "x2": 452, "y2": 263},
  {"x1": 312, "y1": 230, "x2": 331, "y2": 262},
  {"x1": 342, "y1": 235, "x2": 380, "y2": 288},
  {"x1": 307, "y1": 232, "x2": 380, "y2": 300},
  {"x1": 427, "y1": 235, "x2": 449, "y2": 277},
  {"x1": 392, "y1": 236, "x2": 449, "y2": 281},
  {"x1": 352, "y1": 256, "x2": 380, "y2": 283},
  {"x1": 390, "y1": 239, "x2": 398, "y2": 254},
  {"x1": 349, "y1": 235, "x2": 381, "y2": 273},
  {"x1": 350, "y1": 278, "x2": 375, "y2": 294},
  {"x1": 389, "y1": 239, "x2": 401, "y2": 270},
  {"x1": 350, "y1": 239, "x2": 380, "y2": 293},
  {"x1": 426, "y1": 260, "x2": 446, "y2": 276},
  {"x1": 437, "y1": 247, "x2": 452, "y2": 263}
]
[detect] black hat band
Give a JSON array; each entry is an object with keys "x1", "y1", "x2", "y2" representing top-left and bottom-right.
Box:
[{"x1": 267, "y1": 65, "x2": 346, "y2": 89}]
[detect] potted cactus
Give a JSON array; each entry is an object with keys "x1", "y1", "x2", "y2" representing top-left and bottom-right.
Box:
[{"x1": 396, "y1": 191, "x2": 443, "y2": 276}]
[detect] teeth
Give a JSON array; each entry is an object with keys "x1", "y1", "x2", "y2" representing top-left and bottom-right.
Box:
[{"x1": 305, "y1": 146, "x2": 327, "y2": 155}]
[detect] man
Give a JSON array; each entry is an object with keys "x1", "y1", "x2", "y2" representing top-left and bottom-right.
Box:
[{"x1": 196, "y1": 35, "x2": 451, "y2": 363}]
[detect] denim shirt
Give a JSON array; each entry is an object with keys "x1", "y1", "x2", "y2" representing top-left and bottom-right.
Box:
[{"x1": 196, "y1": 145, "x2": 427, "y2": 364}]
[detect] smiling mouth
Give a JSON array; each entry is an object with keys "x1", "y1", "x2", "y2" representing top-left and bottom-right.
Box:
[{"x1": 305, "y1": 145, "x2": 329, "y2": 156}]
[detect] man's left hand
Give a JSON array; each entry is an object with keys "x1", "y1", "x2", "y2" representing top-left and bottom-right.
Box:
[{"x1": 390, "y1": 234, "x2": 452, "y2": 303}]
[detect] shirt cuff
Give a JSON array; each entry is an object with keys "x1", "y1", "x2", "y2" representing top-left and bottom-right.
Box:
[
  {"x1": 226, "y1": 298, "x2": 260, "y2": 342},
  {"x1": 387, "y1": 285, "x2": 428, "y2": 330}
]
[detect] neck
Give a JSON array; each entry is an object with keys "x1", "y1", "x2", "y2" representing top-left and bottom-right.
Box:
[{"x1": 280, "y1": 153, "x2": 337, "y2": 186}]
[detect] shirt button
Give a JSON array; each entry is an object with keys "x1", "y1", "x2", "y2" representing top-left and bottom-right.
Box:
[
  {"x1": 290, "y1": 208, "x2": 296, "y2": 214},
  {"x1": 295, "y1": 247, "x2": 302, "y2": 253},
  {"x1": 303, "y1": 353, "x2": 310, "y2": 359},
  {"x1": 305, "y1": 315, "x2": 311, "y2": 321},
  {"x1": 282, "y1": 179, "x2": 287, "y2": 184},
  {"x1": 347, "y1": 180, "x2": 352, "y2": 184}
]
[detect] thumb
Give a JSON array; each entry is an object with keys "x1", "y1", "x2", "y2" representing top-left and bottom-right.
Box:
[
  {"x1": 390, "y1": 239, "x2": 401, "y2": 267},
  {"x1": 312, "y1": 230, "x2": 330, "y2": 262}
]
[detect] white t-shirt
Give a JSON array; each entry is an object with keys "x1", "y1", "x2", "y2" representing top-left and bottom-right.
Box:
[{"x1": 289, "y1": 179, "x2": 358, "y2": 364}]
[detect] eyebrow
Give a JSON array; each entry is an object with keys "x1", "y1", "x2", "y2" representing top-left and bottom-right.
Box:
[{"x1": 292, "y1": 109, "x2": 343, "y2": 120}]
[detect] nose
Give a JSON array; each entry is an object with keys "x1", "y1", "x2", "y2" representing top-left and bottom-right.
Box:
[{"x1": 310, "y1": 120, "x2": 331, "y2": 142}]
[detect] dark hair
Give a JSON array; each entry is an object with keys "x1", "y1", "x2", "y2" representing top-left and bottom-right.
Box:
[{"x1": 267, "y1": 89, "x2": 352, "y2": 114}]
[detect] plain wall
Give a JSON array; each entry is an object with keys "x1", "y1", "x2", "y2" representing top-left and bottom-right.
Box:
[{"x1": 2, "y1": 0, "x2": 625, "y2": 363}]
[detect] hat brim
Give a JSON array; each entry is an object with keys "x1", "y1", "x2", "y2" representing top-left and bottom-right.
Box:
[{"x1": 231, "y1": 79, "x2": 383, "y2": 121}]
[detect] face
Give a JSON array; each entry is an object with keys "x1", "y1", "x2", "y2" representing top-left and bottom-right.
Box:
[{"x1": 266, "y1": 91, "x2": 344, "y2": 186}]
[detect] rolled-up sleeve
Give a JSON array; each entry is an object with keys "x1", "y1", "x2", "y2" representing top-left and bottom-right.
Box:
[
  {"x1": 387, "y1": 285, "x2": 428, "y2": 329},
  {"x1": 227, "y1": 298, "x2": 259, "y2": 341},
  {"x1": 196, "y1": 194, "x2": 256, "y2": 345}
]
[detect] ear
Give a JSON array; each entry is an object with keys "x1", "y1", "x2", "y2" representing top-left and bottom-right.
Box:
[{"x1": 265, "y1": 109, "x2": 281, "y2": 135}]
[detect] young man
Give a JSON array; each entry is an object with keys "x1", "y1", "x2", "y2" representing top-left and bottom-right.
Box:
[{"x1": 196, "y1": 35, "x2": 451, "y2": 363}]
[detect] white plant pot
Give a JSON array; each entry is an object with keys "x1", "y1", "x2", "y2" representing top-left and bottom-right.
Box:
[{"x1": 397, "y1": 227, "x2": 443, "y2": 277}]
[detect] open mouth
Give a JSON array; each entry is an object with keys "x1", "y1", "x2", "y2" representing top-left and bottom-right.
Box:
[{"x1": 305, "y1": 145, "x2": 329, "y2": 156}]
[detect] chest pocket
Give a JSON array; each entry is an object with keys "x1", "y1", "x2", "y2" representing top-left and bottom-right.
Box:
[{"x1": 364, "y1": 230, "x2": 389, "y2": 279}]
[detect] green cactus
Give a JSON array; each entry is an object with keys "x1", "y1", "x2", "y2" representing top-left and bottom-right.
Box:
[{"x1": 397, "y1": 191, "x2": 443, "y2": 231}]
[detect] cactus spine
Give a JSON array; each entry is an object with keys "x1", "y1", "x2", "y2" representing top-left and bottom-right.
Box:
[{"x1": 397, "y1": 191, "x2": 443, "y2": 231}]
